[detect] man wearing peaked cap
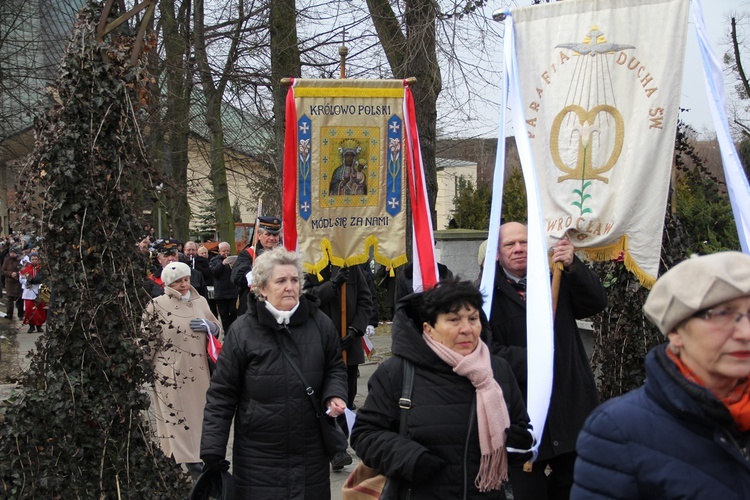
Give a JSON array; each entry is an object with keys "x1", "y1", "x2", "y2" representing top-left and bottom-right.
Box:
[
  {"x1": 257, "y1": 216, "x2": 281, "y2": 234},
  {"x1": 232, "y1": 216, "x2": 282, "y2": 315},
  {"x1": 151, "y1": 238, "x2": 180, "y2": 257}
]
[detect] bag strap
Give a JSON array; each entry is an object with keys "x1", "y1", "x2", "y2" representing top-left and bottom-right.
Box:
[
  {"x1": 398, "y1": 358, "x2": 415, "y2": 436},
  {"x1": 272, "y1": 332, "x2": 326, "y2": 417}
]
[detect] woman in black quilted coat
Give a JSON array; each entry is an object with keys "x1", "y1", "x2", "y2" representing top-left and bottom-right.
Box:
[
  {"x1": 351, "y1": 279, "x2": 534, "y2": 499},
  {"x1": 200, "y1": 248, "x2": 348, "y2": 499}
]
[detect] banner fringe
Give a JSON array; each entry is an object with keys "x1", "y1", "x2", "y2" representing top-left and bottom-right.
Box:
[
  {"x1": 582, "y1": 234, "x2": 656, "y2": 289},
  {"x1": 302, "y1": 236, "x2": 408, "y2": 276}
]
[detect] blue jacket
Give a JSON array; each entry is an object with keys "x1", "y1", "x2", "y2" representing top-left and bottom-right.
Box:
[{"x1": 573, "y1": 344, "x2": 750, "y2": 499}]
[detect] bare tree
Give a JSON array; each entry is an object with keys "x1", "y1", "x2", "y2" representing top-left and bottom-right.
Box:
[
  {"x1": 728, "y1": 13, "x2": 750, "y2": 138},
  {"x1": 0, "y1": 0, "x2": 87, "y2": 232},
  {"x1": 193, "y1": 0, "x2": 249, "y2": 247},
  {"x1": 155, "y1": 0, "x2": 194, "y2": 240}
]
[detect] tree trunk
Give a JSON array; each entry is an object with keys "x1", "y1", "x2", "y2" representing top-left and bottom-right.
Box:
[
  {"x1": 160, "y1": 0, "x2": 192, "y2": 241},
  {"x1": 270, "y1": 0, "x2": 302, "y2": 181},
  {"x1": 366, "y1": 0, "x2": 441, "y2": 226},
  {"x1": 193, "y1": 0, "x2": 244, "y2": 248}
]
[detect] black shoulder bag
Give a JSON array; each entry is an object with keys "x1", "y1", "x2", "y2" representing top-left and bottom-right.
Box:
[
  {"x1": 341, "y1": 357, "x2": 415, "y2": 500},
  {"x1": 272, "y1": 331, "x2": 350, "y2": 458}
]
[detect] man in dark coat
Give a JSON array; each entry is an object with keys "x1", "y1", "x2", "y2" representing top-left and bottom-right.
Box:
[
  {"x1": 232, "y1": 216, "x2": 281, "y2": 315},
  {"x1": 210, "y1": 241, "x2": 239, "y2": 332},
  {"x1": 305, "y1": 264, "x2": 374, "y2": 407},
  {"x1": 183, "y1": 240, "x2": 216, "y2": 316},
  {"x1": 304, "y1": 263, "x2": 374, "y2": 470},
  {"x1": 394, "y1": 261, "x2": 453, "y2": 303},
  {"x1": 489, "y1": 222, "x2": 607, "y2": 500}
]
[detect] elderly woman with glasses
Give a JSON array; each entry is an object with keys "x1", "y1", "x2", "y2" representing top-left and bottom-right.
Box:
[{"x1": 573, "y1": 252, "x2": 750, "y2": 499}]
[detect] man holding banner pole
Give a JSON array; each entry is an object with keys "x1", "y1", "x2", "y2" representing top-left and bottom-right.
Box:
[
  {"x1": 304, "y1": 263, "x2": 373, "y2": 406},
  {"x1": 489, "y1": 222, "x2": 607, "y2": 500}
]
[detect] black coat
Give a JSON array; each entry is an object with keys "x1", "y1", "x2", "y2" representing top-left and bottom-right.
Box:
[
  {"x1": 488, "y1": 256, "x2": 607, "y2": 461},
  {"x1": 231, "y1": 244, "x2": 254, "y2": 315},
  {"x1": 191, "y1": 255, "x2": 213, "y2": 286},
  {"x1": 304, "y1": 265, "x2": 374, "y2": 366},
  {"x1": 573, "y1": 345, "x2": 750, "y2": 499},
  {"x1": 395, "y1": 263, "x2": 453, "y2": 303},
  {"x1": 210, "y1": 255, "x2": 238, "y2": 300},
  {"x1": 201, "y1": 294, "x2": 348, "y2": 499},
  {"x1": 231, "y1": 244, "x2": 275, "y2": 315},
  {"x1": 351, "y1": 294, "x2": 531, "y2": 500}
]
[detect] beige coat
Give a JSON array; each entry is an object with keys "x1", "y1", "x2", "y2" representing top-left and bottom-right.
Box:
[{"x1": 145, "y1": 285, "x2": 222, "y2": 464}]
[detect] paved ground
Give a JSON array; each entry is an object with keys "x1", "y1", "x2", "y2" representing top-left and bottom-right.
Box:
[{"x1": 0, "y1": 297, "x2": 393, "y2": 499}]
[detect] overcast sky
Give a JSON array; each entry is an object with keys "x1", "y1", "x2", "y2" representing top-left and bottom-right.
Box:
[
  {"x1": 464, "y1": 0, "x2": 749, "y2": 139},
  {"x1": 681, "y1": 0, "x2": 748, "y2": 135}
]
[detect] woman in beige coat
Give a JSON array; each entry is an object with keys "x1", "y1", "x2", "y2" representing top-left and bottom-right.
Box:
[{"x1": 144, "y1": 261, "x2": 222, "y2": 480}]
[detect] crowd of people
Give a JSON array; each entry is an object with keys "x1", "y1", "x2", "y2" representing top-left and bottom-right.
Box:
[
  {"x1": 0, "y1": 238, "x2": 49, "y2": 333},
  {"x1": 134, "y1": 218, "x2": 750, "y2": 498}
]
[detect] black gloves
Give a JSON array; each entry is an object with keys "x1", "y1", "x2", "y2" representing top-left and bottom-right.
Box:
[
  {"x1": 412, "y1": 451, "x2": 445, "y2": 482},
  {"x1": 331, "y1": 268, "x2": 349, "y2": 287},
  {"x1": 340, "y1": 327, "x2": 360, "y2": 350},
  {"x1": 505, "y1": 425, "x2": 535, "y2": 464},
  {"x1": 202, "y1": 455, "x2": 230, "y2": 473}
]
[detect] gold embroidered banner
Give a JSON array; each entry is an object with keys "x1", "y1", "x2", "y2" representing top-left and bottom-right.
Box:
[
  {"x1": 283, "y1": 79, "x2": 409, "y2": 275},
  {"x1": 512, "y1": 0, "x2": 689, "y2": 286}
]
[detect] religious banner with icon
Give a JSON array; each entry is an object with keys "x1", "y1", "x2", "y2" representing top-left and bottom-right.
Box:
[
  {"x1": 282, "y1": 78, "x2": 437, "y2": 288},
  {"x1": 512, "y1": 0, "x2": 689, "y2": 287}
]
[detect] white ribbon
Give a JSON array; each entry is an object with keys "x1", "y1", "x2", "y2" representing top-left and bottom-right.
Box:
[
  {"x1": 481, "y1": 11, "x2": 554, "y2": 457},
  {"x1": 692, "y1": 0, "x2": 750, "y2": 253}
]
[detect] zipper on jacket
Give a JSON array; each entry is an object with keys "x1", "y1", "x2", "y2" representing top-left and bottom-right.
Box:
[
  {"x1": 462, "y1": 395, "x2": 477, "y2": 500},
  {"x1": 722, "y1": 430, "x2": 749, "y2": 462}
]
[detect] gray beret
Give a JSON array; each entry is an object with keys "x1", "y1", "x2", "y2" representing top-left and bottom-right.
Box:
[{"x1": 643, "y1": 251, "x2": 750, "y2": 335}]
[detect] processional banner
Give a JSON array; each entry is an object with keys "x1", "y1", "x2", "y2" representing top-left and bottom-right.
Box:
[
  {"x1": 513, "y1": 0, "x2": 689, "y2": 287},
  {"x1": 282, "y1": 79, "x2": 436, "y2": 286}
]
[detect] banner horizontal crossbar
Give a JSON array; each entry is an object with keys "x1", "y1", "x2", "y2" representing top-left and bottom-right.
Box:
[{"x1": 293, "y1": 88, "x2": 405, "y2": 98}]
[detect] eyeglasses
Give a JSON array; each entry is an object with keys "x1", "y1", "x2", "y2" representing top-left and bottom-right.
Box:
[{"x1": 692, "y1": 308, "x2": 750, "y2": 327}]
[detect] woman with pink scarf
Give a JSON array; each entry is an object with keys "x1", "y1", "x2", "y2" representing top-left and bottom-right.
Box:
[{"x1": 351, "y1": 278, "x2": 534, "y2": 499}]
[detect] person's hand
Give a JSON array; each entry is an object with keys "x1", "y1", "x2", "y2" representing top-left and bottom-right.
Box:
[
  {"x1": 365, "y1": 325, "x2": 375, "y2": 337},
  {"x1": 340, "y1": 327, "x2": 358, "y2": 350},
  {"x1": 190, "y1": 318, "x2": 219, "y2": 336},
  {"x1": 202, "y1": 455, "x2": 230, "y2": 473},
  {"x1": 412, "y1": 451, "x2": 445, "y2": 482},
  {"x1": 551, "y1": 239, "x2": 575, "y2": 268},
  {"x1": 331, "y1": 268, "x2": 349, "y2": 287},
  {"x1": 325, "y1": 396, "x2": 347, "y2": 417},
  {"x1": 505, "y1": 425, "x2": 535, "y2": 463}
]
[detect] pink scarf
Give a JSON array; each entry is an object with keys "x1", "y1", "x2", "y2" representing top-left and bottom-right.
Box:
[{"x1": 423, "y1": 333, "x2": 511, "y2": 491}]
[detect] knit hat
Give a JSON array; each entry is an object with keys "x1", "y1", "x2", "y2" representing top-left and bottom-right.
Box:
[
  {"x1": 643, "y1": 252, "x2": 750, "y2": 335},
  {"x1": 161, "y1": 261, "x2": 191, "y2": 286}
]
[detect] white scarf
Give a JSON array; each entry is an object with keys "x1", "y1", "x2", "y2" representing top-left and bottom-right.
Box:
[{"x1": 263, "y1": 300, "x2": 300, "y2": 325}]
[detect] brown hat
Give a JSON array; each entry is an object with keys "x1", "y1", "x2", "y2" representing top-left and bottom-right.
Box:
[{"x1": 643, "y1": 251, "x2": 750, "y2": 335}]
